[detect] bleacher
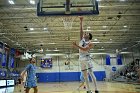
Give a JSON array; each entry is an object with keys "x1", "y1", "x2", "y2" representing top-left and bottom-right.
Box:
[{"x1": 111, "y1": 59, "x2": 140, "y2": 83}]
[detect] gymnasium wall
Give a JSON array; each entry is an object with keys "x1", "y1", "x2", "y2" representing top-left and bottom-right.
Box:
[
  {"x1": 132, "y1": 48, "x2": 140, "y2": 59},
  {"x1": 36, "y1": 57, "x2": 106, "y2": 82},
  {"x1": 122, "y1": 54, "x2": 134, "y2": 65},
  {"x1": 15, "y1": 53, "x2": 137, "y2": 82}
]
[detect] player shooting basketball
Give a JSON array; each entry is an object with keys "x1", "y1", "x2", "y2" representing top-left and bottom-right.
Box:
[{"x1": 72, "y1": 32, "x2": 99, "y2": 93}]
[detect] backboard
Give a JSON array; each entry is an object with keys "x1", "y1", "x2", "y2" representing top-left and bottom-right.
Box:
[{"x1": 37, "y1": 0, "x2": 99, "y2": 16}]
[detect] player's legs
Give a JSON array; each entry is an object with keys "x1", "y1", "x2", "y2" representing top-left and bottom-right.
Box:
[
  {"x1": 80, "y1": 60, "x2": 90, "y2": 92},
  {"x1": 25, "y1": 87, "x2": 30, "y2": 93},
  {"x1": 88, "y1": 68, "x2": 97, "y2": 90},
  {"x1": 79, "y1": 72, "x2": 86, "y2": 89},
  {"x1": 32, "y1": 81, "x2": 38, "y2": 93},
  {"x1": 33, "y1": 86, "x2": 38, "y2": 93},
  {"x1": 82, "y1": 70, "x2": 90, "y2": 91},
  {"x1": 80, "y1": 72, "x2": 85, "y2": 82},
  {"x1": 25, "y1": 81, "x2": 38, "y2": 93},
  {"x1": 79, "y1": 82, "x2": 84, "y2": 88},
  {"x1": 88, "y1": 61, "x2": 99, "y2": 93}
]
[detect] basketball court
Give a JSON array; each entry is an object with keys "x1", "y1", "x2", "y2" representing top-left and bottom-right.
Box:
[
  {"x1": 0, "y1": 0, "x2": 140, "y2": 93},
  {"x1": 9, "y1": 82, "x2": 140, "y2": 93},
  {"x1": 35, "y1": 82, "x2": 140, "y2": 93}
]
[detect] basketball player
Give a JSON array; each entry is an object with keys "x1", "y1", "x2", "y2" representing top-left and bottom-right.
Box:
[
  {"x1": 73, "y1": 32, "x2": 99, "y2": 93},
  {"x1": 21, "y1": 58, "x2": 38, "y2": 93}
]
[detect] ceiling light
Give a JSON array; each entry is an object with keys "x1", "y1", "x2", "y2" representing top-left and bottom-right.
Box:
[
  {"x1": 53, "y1": 48, "x2": 60, "y2": 51},
  {"x1": 103, "y1": 26, "x2": 107, "y2": 28},
  {"x1": 48, "y1": 43, "x2": 56, "y2": 44},
  {"x1": 98, "y1": 49, "x2": 105, "y2": 50},
  {"x1": 46, "y1": 50, "x2": 51, "y2": 51},
  {"x1": 30, "y1": 0, "x2": 35, "y2": 4},
  {"x1": 91, "y1": 41, "x2": 100, "y2": 44},
  {"x1": 15, "y1": 42, "x2": 21, "y2": 45},
  {"x1": 94, "y1": 38, "x2": 98, "y2": 41},
  {"x1": 43, "y1": 28, "x2": 47, "y2": 30},
  {"x1": 120, "y1": 52, "x2": 132, "y2": 54},
  {"x1": 84, "y1": 26, "x2": 91, "y2": 32},
  {"x1": 122, "y1": 47, "x2": 127, "y2": 50},
  {"x1": 105, "y1": 41, "x2": 112, "y2": 43},
  {"x1": 123, "y1": 25, "x2": 127, "y2": 28},
  {"x1": 53, "y1": 50, "x2": 60, "y2": 51},
  {"x1": 8, "y1": 0, "x2": 15, "y2": 4},
  {"x1": 30, "y1": 28, "x2": 34, "y2": 30}
]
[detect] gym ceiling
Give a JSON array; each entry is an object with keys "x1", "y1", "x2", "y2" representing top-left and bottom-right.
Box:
[{"x1": 0, "y1": 0, "x2": 139, "y2": 55}]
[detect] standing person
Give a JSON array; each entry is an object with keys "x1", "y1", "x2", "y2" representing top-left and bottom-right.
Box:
[
  {"x1": 72, "y1": 32, "x2": 99, "y2": 93},
  {"x1": 137, "y1": 67, "x2": 140, "y2": 82},
  {"x1": 20, "y1": 58, "x2": 38, "y2": 93}
]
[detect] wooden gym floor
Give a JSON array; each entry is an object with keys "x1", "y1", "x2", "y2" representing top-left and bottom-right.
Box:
[{"x1": 5, "y1": 81, "x2": 140, "y2": 93}]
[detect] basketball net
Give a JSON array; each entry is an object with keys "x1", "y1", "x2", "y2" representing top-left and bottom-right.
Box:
[{"x1": 61, "y1": 16, "x2": 74, "y2": 30}]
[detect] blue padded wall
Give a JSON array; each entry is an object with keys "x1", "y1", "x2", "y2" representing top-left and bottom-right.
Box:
[
  {"x1": 117, "y1": 55, "x2": 122, "y2": 65},
  {"x1": 94, "y1": 71, "x2": 106, "y2": 81},
  {"x1": 36, "y1": 71, "x2": 106, "y2": 82},
  {"x1": 106, "y1": 55, "x2": 111, "y2": 65}
]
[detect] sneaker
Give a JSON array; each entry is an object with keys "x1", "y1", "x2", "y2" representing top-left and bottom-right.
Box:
[
  {"x1": 95, "y1": 90, "x2": 99, "y2": 93},
  {"x1": 87, "y1": 90, "x2": 92, "y2": 93}
]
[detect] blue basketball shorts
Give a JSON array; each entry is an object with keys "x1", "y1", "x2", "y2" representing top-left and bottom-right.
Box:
[{"x1": 25, "y1": 80, "x2": 37, "y2": 88}]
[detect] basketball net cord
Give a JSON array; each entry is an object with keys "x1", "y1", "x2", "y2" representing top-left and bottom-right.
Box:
[{"x1": 61, "y1": 17, "x2": 74, "y2": 30}]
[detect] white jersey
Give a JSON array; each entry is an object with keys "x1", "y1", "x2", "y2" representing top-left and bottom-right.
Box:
[{"x1": 79, "y1": 38, "x2": 90, "y2": 60}]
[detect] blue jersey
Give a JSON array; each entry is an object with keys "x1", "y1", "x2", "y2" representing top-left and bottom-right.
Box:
[{"x1": 25, "y1": 64, "x2": 36, "y2": 82}]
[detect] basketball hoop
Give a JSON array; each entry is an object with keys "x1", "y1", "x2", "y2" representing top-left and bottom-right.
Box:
[{"x1": 61, "y1": 16, "x2": 74, "y2": 30}]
